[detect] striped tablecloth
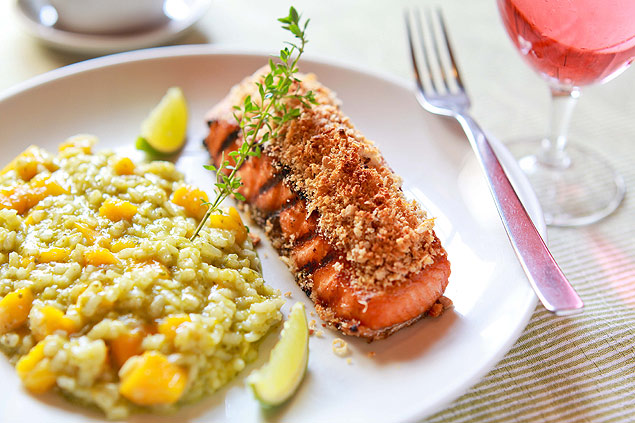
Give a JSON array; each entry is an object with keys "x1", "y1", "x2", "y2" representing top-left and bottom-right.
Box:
[{"x1": 2, "y1": 0, "x2": 634, "y2": 421}]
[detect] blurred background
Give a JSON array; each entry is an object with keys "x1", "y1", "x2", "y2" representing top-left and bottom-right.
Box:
[{"x1": 3, "y1": 0, "x2": 634, "y2": 167}]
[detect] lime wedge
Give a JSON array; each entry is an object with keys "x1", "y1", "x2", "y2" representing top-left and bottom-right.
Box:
[
  {"x1": 248, "y1": 302, "x2": 309, "y2": 407},
  {"x1": 138, "y1": 87, "x2": 188, "y2": 154}
]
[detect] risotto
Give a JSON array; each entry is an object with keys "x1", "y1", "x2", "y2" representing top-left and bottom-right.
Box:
[{"x1": 0, "y1": 135, "x2": 283, "y2": 418}]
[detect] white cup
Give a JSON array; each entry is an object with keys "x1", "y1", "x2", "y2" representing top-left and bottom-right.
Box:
[{"x1": 48, "y1": 0, "x2": 167, "y2": 34}]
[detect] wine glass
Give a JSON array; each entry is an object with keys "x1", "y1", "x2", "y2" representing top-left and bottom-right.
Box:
[{"x1": 497, "y1": 0, "x2": 635, "y2": 226}]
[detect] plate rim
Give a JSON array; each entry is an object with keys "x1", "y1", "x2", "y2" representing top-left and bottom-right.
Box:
[{"x1": 0, "y1": 45, "x2": 543, "y2": 422}]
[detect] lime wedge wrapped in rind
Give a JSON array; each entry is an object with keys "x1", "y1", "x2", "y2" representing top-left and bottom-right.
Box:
[
  {"x1": 247, "y1": 302, "x2": 309, "y2": 408},
  {"x1": 138, "y1": 87, "x2": 188, "y2": 155}
]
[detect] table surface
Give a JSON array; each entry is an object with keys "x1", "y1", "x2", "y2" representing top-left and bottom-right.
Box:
[{"x1": 2, "y1": 0, "x2": 635, "y2": 422}]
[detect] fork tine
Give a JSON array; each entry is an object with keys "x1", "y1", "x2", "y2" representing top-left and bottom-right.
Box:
[
  {"x1": 413, "y1": 8, "x2": 440, "y2": 94},
  {"x1": 433, "y1": 8, "x2": 465, "y2": 91},
  {"x1": 406, "y1": 7, "x2": 471, "y2": 113},
  {"x1": 416, "y1": 8, "x2": 451, "y2": 95},
  {"x1": 404, "y1": 10, "x2": 424, "y2": 91},
  {"x1": 423, "y1": 8, "x2": 452, "y2": 94},
  {"x1": 405, "y1": 9, "x2": 432, "y2": 94}
]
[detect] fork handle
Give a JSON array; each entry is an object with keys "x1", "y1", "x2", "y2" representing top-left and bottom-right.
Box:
[{"x1": 456, "y1": 114, "x2": 583, "y2": 315}]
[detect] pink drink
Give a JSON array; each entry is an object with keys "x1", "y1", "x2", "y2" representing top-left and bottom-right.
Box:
[{"x1": 498, "y1": 0, "x2": 635, "y2": 87}]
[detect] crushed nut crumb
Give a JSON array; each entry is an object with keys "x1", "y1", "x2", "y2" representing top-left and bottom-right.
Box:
[
  {"x1": 423, "y1": 297, "x2": 453, "y2": 318},
  {"x1": 279, "y1": 256, "x2": 291, "y2": 267},
  {"x1": 248, "y1": 232, "x2": 261, "y2": 246},
  {"x1": 315, "y1": 330, "x2": 324, "y2": 338},
  {"x1": 427, "y1": 302, "x2": 444, "y2": 318},
  {"x1": 284, "y1": 291, "x2": 292, "y2": 298},
  {"x1": 307, "y1": 320, "x2": 318, "y2": 336},
  {"x1": 439, "y1": 296, "x2": 453, "y2": 309},
  {"x1": 332, "y1": 338, "x2": 349, "y2": 357},
  {"x1": 367, "y1": 351, "x2": 376, "y2": 358}
]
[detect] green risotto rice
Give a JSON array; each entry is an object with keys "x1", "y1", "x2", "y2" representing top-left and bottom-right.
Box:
[{"x1": 0, "y1": 135, "x2": 283, "y2": 418}]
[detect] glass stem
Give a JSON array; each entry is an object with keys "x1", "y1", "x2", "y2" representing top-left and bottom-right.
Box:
[{"x1": 539, "y1": 86, "x2": 581, "y2": 168}]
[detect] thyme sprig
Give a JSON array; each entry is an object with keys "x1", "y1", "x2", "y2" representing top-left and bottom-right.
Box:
[{"x1": 191, "y1": 7, "x2": 317, "y2": 241}]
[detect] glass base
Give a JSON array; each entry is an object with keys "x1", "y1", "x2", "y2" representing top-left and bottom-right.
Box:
[{"x1": 505, "y1": 139, "x2": 626, "y2": 227}]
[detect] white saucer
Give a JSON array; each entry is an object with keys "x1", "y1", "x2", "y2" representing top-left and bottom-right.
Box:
[{"x1": 15, "y1": 0, "x2": 212, "y2": 55}]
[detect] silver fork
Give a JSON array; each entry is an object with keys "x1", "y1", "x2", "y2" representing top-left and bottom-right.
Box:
[{"x1": 405, "y1": 9, "x2": 583, "y2": 315}]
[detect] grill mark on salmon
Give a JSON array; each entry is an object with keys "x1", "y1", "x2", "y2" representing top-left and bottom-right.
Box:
[
  {"x1": 248, "y1": 196, "x2": 303, "y2": 242},
  {"x1": 292, "y1": 234, "x2": 332, "y2": 270},
  {"x1": 279, "y1": 201, "x2": 318, "y2": 244},
  {"x1": 206, "y1": 120, "x2": 239, "y2": 157},
  {"x1": 258, "y1": 172, "x2": 286, "y2": 197},
  {"x1": 292, "y1": 231, "x2": 317, "y2": 248},
  {"x1": 299, "y1": 250, "x2": 337, "y2": 276},
  {"x1": 251, "y1": 179, "x2": 296, "y2": 212},
  {"x1": 203, "y1": 68, "x2": 451, "y2": 340}
]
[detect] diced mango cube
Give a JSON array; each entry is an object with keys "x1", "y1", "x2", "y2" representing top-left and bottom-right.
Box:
[
  {"x1": 1, "y1": 147, "x2": 34, "y2": 175},
  {"x1": 0, "y1": 176, "x2": 68, "y2": 215},
  {"x1": 171, "y1": 186, "x2": 209, "y2": 220},
  {"x1": 31, "y1": 305, "x2": 79, "y2": 341},
  {"x1": 112, "y1": 157, "x2": 136, "y2": 175},
  {"x1": 16, "y1": 341, "x2": 45, "y2": 373},
  {"x1": 21, "y1": 257, "x2": 34, "y2": 267},
  {"x1": 111, "y1": 239, "x2": 136, "y2": 252},
  {"x1": 110, "y1": 327, "x2": 146, "y2": 368},
  {"x1": 158, "y1": 314, "x2": 191, "y2": 342},
  {"x1": 38, "y1": 247, "x2": 70, "y2": 263},
  {"x1": 228, "y1": 207, "x2": 247, "y2": 244},
  {"x1": 0, "y1": 185, "x2": 34, "y2": 215},
  {"x1": 74, "y1": 222, "x2": 99, "y2": 245},
  {"x1": 16, "y1": 341, "x2": 57, "y2": 394},
  {"x1": 31, "y1": 177, "x2": 69, "y2": 196},
  {"x1": 58, "y1": 134, "x2": 96, "y2": 154},
  {"x1": 17, "y1": 161, "x2": 39, "y2": 182},
  {"x1": 1, "y1": 146, "x2": 55, "y2": 181},
  {"x1": 24, "y1": 213, "x2": 36, "y2": 225},
  {"x1": 83, "y1": 246, "x2": 119, "y2": 266},
  {"x1": 2, "y1": 146, "x2": 59, "y2": 182},
  {"x1": 99, "y1": 198, "x2": 137, "y2": 222},
  {"x1": 208, "y1": 207, "x2": 247, "y2": 244},
  {"x1": 119, "y1": 351, "x2": 187, "y2": 405},
  {"x1": 228, "y1": 206, "x2": 244, "y2": 226},
  {"x1": 22, "y1": 362, "x2": 57, "y2": 394},
  {"x1": 207, "y1": 214, "x2": 237, "y2": 230},
  {"x1": 0, "y1": 287, "x2": 34, "y2": 334}
]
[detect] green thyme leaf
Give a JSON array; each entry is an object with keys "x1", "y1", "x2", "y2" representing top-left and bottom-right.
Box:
[{"x1": 190, "y1": 7, "x2": 315, "y2": 241}]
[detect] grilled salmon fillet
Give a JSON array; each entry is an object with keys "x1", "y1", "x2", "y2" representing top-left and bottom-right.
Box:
[{"x1": 204, "y1": 68, "x2": 450, "y2": 340}]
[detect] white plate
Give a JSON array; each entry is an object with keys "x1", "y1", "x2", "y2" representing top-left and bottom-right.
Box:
[
  {"x1": 14, "y1": 0, "x2": 212, "y2": 55},
  {"x1": 0, "y1": 46, "x2": 542, "y2": 423}
]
